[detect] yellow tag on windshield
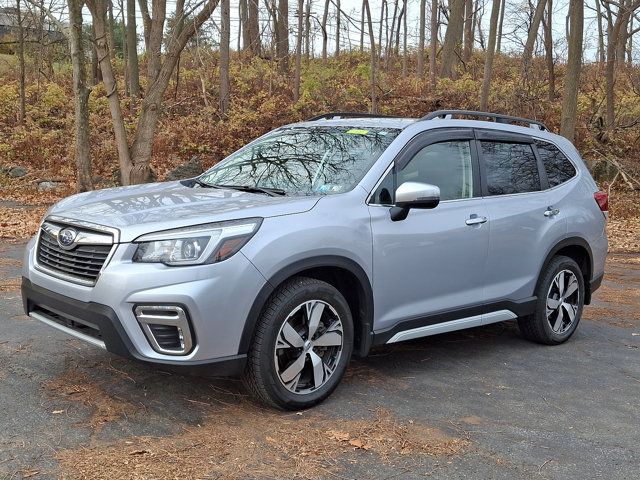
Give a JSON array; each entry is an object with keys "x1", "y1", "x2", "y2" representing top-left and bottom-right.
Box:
[{"x1": 345, "y1": 129, "x2": 369, "y2": 135}]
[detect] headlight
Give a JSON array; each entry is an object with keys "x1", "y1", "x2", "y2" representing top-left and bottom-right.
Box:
[{"x1": 132, "y1": 218, "x2": 262, "y2": 266}]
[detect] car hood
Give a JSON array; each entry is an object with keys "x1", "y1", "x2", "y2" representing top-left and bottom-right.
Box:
[{"x1": 49, "y1": 181, "x2": 321, "y2": 242}]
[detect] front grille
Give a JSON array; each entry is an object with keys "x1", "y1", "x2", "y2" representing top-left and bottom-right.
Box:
[{"x1": 37, "y1": 227, "x2": 112, "y2": 284}]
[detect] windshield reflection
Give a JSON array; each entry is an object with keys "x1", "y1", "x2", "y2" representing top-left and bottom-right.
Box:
[{"x1": 200, "y1": 126, "x2": 400, "y2": 195}]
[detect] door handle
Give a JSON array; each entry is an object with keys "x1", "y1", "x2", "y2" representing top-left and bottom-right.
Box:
[
  {"x1": 544, "y1": 207, "x2": 560, "y2": 217},
  {"x1": 465, "y1": 215, "x2": 487, "y2": 226}
]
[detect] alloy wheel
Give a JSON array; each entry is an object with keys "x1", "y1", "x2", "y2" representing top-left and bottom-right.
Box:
[
  {"x1": 274, "y1": 300, "x2": 344, "y2": 394},
  {"x1": 546, "y1": 269, "x2": 580, "y2": 334}
]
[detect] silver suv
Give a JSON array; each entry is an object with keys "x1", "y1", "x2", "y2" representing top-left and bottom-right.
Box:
[{"x1": 22, "y1": 110, "x2": 608, "y2": 409}]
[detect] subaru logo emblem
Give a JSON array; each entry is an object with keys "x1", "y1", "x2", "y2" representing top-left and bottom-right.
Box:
[{"x1": 58, "y1": 228, "x2": 78, "y2": 249}]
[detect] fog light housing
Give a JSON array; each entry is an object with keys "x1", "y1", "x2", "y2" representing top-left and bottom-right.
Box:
[{"x1": 134, "y1": 305, "x2": 194, "y2": 355}]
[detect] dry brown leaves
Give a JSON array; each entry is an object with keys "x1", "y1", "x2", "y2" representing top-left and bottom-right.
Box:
[
  {"x1": 607, "y1": 218, "x2": 640, "y2": 253},
  {"x1": 56, "y1": 404, "x2": 467, "y2": 480},
  {"x1": 45, "y1": 370, "x2": 140, "y2": 432},
  {"x1": 0, "y1": 205, "x2": 48, "y2": 240}
]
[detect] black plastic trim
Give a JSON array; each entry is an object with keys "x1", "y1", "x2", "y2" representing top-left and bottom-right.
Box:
[
  {"x1": 372, "y1": 297, "x2": 537, "y2": 345},
  {"x1": 535, "y1": 237, "x2": 595, "y2": 303},
  {"x1": 238, "y1": 255, "x2": 374, "y2": 357},
  {"x1": 21, "y1": 278, "x2": 246, "y2": 375}
]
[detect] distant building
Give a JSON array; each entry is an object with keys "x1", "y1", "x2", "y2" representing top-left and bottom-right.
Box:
[{"x1": 0, "y1": 7, "x2": 65, "y2": 41}]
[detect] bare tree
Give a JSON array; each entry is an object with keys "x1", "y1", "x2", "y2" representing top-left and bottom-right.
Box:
[
  {"x1": 247, "y1": 0, "x2": 260, "y2": 54},
  {"x1": 440, "y1": 0, "x2": 465, "y2": 78},
  {"x1": 294, "y1": 0, "x2": 303, "y2": 101},
  {"x1": 543, "y1": 0, "x2": 555, "y2": 100},
  {"x1": 417, "y1": 0, "x2": 426, "y2": 76},
  {"x1": 496, "y1": 0, "x2": 505, "y2": 52},
  {"x1": 560, "y1": 0, "x2": 583, "y2": 141},
  {"x1": 276, "y1": 0, "x2": 289, "y2": 71},
  {"x1": 89, "y1": 0, "x2": 221, "y2": 184},
  {"x1": 335, "y1": 0, "x2": 341, "y2": 56},
  {"x1": 402, "y1": 0, "x2": 407, "y2": 76},
  {"x1": 522, "y1": 0, "x2": 548, "y2": 77},
  {"x1": 68, "y1": 0, "x2": 93, "y2": 191},
  {"x1": 321, "y1": 0, "x2": 329, "y2": 61},
  {"x1": 601, "y1": 0, "x2": 640, "y2": 131},
  {"x1": 595, "y1": 0, "x2": 606, "y2": 62},
  {"x1": 429, "y1": 0, "x2": 438, "y2": 86},
  {"x1": 220, "y1": 0, "x2": 230, "y2": 115},
  {"x1": 479, "y1": 0, "x2": 501, "y2": 110},
  {"x1": 126, "y1": 0, "x2": 140, "y2": 99},
  {"x1": 16, "y1": 0, "x2": 26, "y2": 124},
  {"x1": 363, "y1": 0, "x2": 377, "y2": 111},
  {"x1": 462, "y1": 0, "x2": 474, "y2": 62}
]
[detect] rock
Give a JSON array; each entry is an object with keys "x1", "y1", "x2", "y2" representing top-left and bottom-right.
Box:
[
  {"x1": 37, "y1": 181, "x2": 59, "y2": 191},
  {"x1": 590, "y1": 159, "x2": 619, "y2": 182},
  {"x1": 8, "y1": 166, "x2": 28, "y2": 178},
  {"x1": 165, "y1": 157, "x2": 204, "y2": 181}
]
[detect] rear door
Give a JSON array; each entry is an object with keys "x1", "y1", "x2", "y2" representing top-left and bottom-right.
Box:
[
  {"x1": 476, "y1": 130, "x2": 567, "y2": 306},
  {"x1": 368, "y1": 128, "x2": 490, "y2": 333}
]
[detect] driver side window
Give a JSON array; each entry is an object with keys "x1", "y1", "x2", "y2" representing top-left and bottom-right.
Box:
[
  {"x1": 399, "y1": 141, "x2": 474, "y2": 201},
  {"x1": 371, "y1": 140, "x2": 474, "y2": 205}
]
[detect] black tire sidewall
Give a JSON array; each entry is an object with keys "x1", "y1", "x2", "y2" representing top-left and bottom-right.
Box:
[
  {"x1": 254, "y1": 278, "x2": 354, "y2": 409},
  {"x1": 535, "y1": 256, "x2": 585, "y2": 344}
]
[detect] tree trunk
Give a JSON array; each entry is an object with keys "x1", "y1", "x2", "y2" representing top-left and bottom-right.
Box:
[
  {"x1": 363, "y1": 0, "x2": 377, "y2": 112},
  {"x1": 417, "y1": 0, "x2": 426, "y2": 76},
  {"x1": 479, "y1": 0, "x2": 500, "y2": 110},
  {"x1": 321, "y1": 0, "x2": 329, "y2": 61},
  {"x1": 402, "y1": 0, "x2": 407, "y2": 76},
  {"x1": 360, "y1": 0, "x2": 365, "y2": 51},
  {"x1": 440, "y1": 0, "x2": 465, "y2": 78},
  {"x1": 429, "y1": 0, "x2": 438, "y2": 87},
  {"x1": 126, "y1": 0, "x2": 140, "y2": 98},
  {"x1": 247, "y1": 0, "x2": 261, "y2": 54},
  {"x1": 595, "y1": 0, "x2": 605, "y2": 63},
  {"x1": 543, "y1": 0, "x2": 555, "y2": 101},
  {"x1": 88, "y1": 0, "x2": 133, "y2": 184},
  {"x1": 304, "y1": 0, "x2": 311, "y2": 61},
  {"x1": 378, "y1": 0, "x2": 386, "y2": 62},
  {"x1": 462, "y1": 0, "x2": 474, "y2": 62},
  {"x1": 560, "y1": 0, "x2": 583, "y2": 142},
  {"x1": 240, "y1": 0, "x2": 249, "y2": 50},
  {"x1": 276, "y1": 0, "x2": 289, "y2": 72},
  {"x1": 220, "y1": 0, "x2": 230, "y2": 115},
  {"x1": 522, "y1": 0, "x2": 548, "y2": 77},
  {"x1": 496, "y1": 0, "x2": 505, "y2": 53},
  {"x1": 16, "y1": 0, "x2": 26, "y2": 124},
  {"x1": 335, "y1": 0, "x2": 341, "y2": 57},
  {"x1": 68, "y1": 0, "x2": 93, "y2": 191},
  {"x1": 294, "y1": 0, "x2": 303, "y2": 101},
  {"x1": 91, "y1": 25, "x2": 102, "y2": 84},
  {"x1": 107, "y1": 0, "x2": 116, "y2": 60}
]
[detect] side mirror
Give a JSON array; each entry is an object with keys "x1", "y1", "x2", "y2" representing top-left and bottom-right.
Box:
[{"x1": 390, "y1": 182, "x2": 440, "y2": 221}]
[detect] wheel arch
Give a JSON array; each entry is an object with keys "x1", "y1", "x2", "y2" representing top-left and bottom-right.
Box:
[
  {"x1": 537, "y1": 237, "x2": 595, "y2": 304},
  {"x1": 239, "y1": 256, "x2": 374, "y2": 358}
]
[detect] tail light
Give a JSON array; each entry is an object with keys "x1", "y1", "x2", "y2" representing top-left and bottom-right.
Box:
[{"x1": 594, "y1": 191, "x2": 608, "y2": 217}]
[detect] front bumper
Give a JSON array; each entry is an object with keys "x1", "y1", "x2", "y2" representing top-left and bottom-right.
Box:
[
  {"x1": 22, "y1": 237, "x2": 268, "y2": 373},
  {"x1": 21, "y1": 278, "x2": 246, "y2": 375}
]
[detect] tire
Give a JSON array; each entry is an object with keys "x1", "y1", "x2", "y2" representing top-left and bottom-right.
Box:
[
  {"x1": 242, "y1": 276, "x2": 354, "y2": 410},
  {"x1": 518, "y1": 255, "x2": 585, "y2": 345}
]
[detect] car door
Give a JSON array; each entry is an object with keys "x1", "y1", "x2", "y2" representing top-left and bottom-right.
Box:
[
  {"x1": 368, "y1": 128, "x2": 490, "y2": 335},
  {"x1": 476, "y1": 129, "x2": 568, "y2": 306}
]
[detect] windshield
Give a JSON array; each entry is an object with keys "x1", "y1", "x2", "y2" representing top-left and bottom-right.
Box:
[{"x1": 198, "y1": 126, "x2": 400, "y2": 196}]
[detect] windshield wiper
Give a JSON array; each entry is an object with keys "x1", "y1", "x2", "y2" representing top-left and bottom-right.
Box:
[{"x1": 212, "y1": 184, "x2": 287, "y2": 197}]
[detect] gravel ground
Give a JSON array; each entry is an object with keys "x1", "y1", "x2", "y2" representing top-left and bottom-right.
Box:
[{"x1": 1, "y1": 243, "x2": 638, "y2": 479}]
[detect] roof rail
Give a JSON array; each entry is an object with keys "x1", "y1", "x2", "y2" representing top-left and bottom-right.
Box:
[
  {"x1": 307, "y1": 112, "x2": 400, "y2": 121},
  {"x1": 421, "y1": 110, "x2": 548, "y2": 131}
]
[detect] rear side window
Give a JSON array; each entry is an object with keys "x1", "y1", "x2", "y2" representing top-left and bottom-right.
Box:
[
  {"x1": 536, "y1": 140, "x2": 577, "y2": 187},
  {"x1": 480, "y1": 141, "x2": 541, "y2": 196}
]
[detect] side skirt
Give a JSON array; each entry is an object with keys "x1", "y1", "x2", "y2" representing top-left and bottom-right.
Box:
[{"x1": 373, "y1": 297, "x2": 537, "y2": 345}]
